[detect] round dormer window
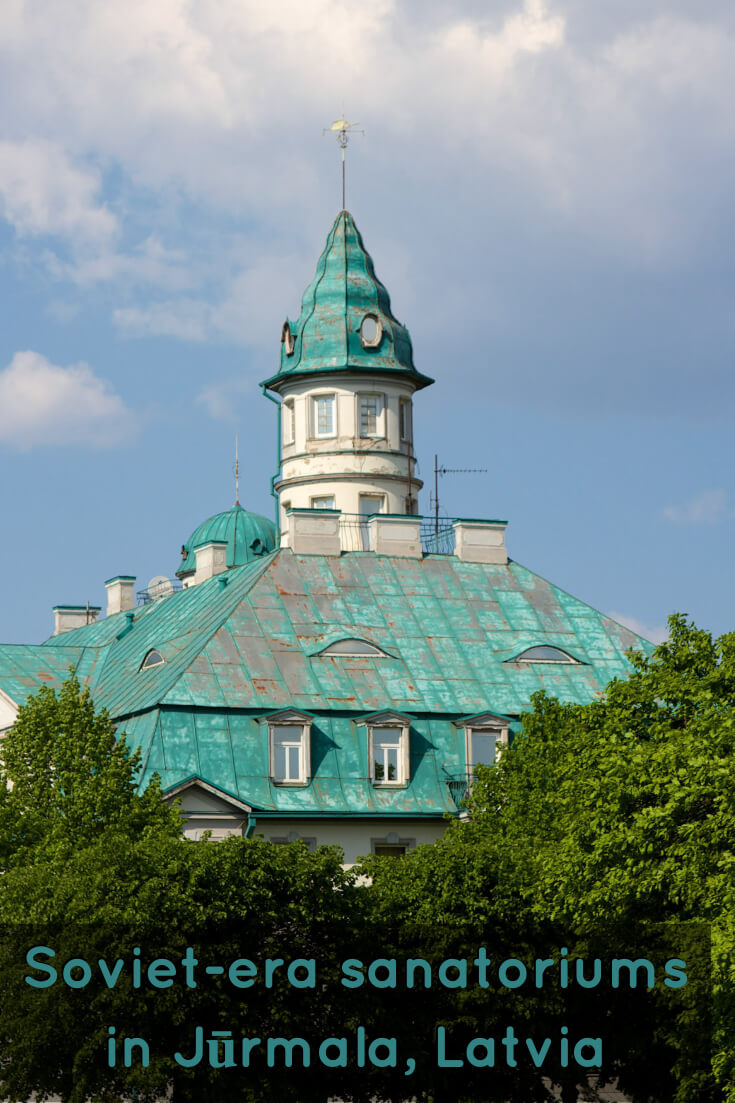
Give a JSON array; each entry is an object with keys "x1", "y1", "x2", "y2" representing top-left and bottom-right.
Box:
[
  {"x1": 360, "y1": 313, "x2": 383, "y2": 348},
  {"x1": 281, "y1": 321, "x2": 295, "y2": 356}
]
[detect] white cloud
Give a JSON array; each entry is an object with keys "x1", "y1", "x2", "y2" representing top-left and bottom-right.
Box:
[
  {"x1": 662, "y1": 489, "x2": 729, "y2": 525},
  {"x1": 0, "y1": 350, "x2": 135, "y2": 450},
  {"x1": 196, "y1": 380, "x2": 254, "y2": 423},
  {"x1": 0, "y1": 140, "x2": 117, "y2": 246},
  {"x1": 607, "y1": 612, "x2": 668, "y2": 645}
]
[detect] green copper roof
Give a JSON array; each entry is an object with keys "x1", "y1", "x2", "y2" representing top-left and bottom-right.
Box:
[
  {"x1": 262, "y1": 211, "x2": 434, "y2": 391},
  {"x1": 176, "y1": 504, "x2": 277, "y2": 578},
  {"x1": 1, "y1": 549, "x2": 654, "y2": 820}
]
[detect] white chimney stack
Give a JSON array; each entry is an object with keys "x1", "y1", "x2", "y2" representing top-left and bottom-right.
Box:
[
  {"x1": 53, "y1": 605, "x2": 101, "y2": 636},
  {"x1": 104, "y1": 575, "x2": 136, "y2": 616},
  {"x1": 193, "y1": 540, "x2": 228, "y2": 584}
]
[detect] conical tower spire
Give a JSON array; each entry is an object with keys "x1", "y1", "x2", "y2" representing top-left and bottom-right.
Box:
[
  {"x1": 262, "y1": 211, "x2": 433, "y2": 393},
  {"x1": 263, "y1": 211, "x2": 430, "y2": 538}
]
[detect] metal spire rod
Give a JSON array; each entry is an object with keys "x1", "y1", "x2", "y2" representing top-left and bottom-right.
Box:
[
  {"x1": 324, "y1": 116, "x2": 364, "y2": 210},
  {"x1": 234, "y1": 434, "x2": 240, "y2": 506}
]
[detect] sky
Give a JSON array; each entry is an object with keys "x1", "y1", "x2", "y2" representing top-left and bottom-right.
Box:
[{"x1": 0, "y1": 0, "x2": 734, "y2": 645}]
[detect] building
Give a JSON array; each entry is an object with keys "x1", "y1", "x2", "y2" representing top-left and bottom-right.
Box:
[{"x1": 0, "y1": 210, "x2": 650, "y2": 864}]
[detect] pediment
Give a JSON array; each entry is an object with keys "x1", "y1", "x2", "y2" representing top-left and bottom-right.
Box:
[{"x1": 163, "y1": 777, "x2": 252, "y2": 816}]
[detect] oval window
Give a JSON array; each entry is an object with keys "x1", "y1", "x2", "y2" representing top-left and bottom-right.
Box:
[{"x1": 360, "y1": 314, "x2": 382, "y2": 348}]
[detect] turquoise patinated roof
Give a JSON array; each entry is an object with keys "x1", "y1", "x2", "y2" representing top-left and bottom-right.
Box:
[
  {"x1": 262, "y1": 211, "x2": 434, "y2": 392},
  {"x1": 176, "y1": 504, "x2": 277, "y2": 578},
  {"x1": 0, "y1": 549, "x2": 653, "y2": 818}
]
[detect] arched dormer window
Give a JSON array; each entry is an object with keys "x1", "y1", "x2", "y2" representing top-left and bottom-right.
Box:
[
  {"x1": 281, "y1": 321, "x2": 295, "y2": 356},
  {"x1": 140, "y1": 649, "x2": 165, "y2": 671},
  {"x1": 318, "y1": 638, "x2": 390, "y2": 657},
  {"x1": 512, "y1": 646, "x2": 578, "y2": 664}
]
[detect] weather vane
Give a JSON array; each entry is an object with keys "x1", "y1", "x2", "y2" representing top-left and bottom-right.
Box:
[{"x1": 324, "y1": 116, "x2": 364, "y2": 211}]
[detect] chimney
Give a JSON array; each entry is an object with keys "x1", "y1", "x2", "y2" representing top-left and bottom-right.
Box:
[
  {"x1": 193, "y1": 540, "x2": 228, "y2": 584},
  {"x1": 53, "y1": 605, "x2": 102, "y2": 637},
  {"x1": 104, "y1": 575, "x2": 136, "y2": 616}
]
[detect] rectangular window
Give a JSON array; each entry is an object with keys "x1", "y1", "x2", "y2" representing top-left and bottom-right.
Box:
[
  {"x1": 399, "y1": 399, "x2": 412, "y2": 442},
  {"x1": 371, "y1": 726, "x2": 403, "y2": 784},
  {"x1": 283, "y1": 400, "x2": 295, "y2": 445},
  {"x1": 373, "y1": 844, "x2": 407, "y2": 858},
  {"x1": 271, "y1": 724, "x2": 308, "y2": 784},
  {"x1": 310, "y1": 495, "x2": 336, "y2": 510},
  {"x1": 312, "y1": 394, "x2": 336, "y2": 438},
  {"x1": 358, "y1": 393, "x2": 383, "y2": 438}
]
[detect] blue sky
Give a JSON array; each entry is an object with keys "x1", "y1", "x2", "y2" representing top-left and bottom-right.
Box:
[{"x1": 1, "y1": 0, "x2": 733, "y2": 645}]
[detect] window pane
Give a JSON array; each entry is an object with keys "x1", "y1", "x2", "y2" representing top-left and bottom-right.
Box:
[
  {"x1": 374, "y1": 845, "x2": 406, "y2": 857},
  {"x1": 274, "y1": 743, "x2": 288, "y2": 779},
  {"x1": 373, "y1": 727, "x2": 403, "y2": 783},
  {"x1": 375, "y1": 727, "x2": 401, "y2": 746},
  {"x1": 311, "y1": 496, "x2": 335, "y2": 510},
  {"x1": 359, "y1": 395, "x2": 380, "y2": 436},
  {"x1": 516, "y1": 646, "x2": 574, "y2": 663},
  {"x1": 273, "y1": 725, "x2": 304, "y2": 782},
  {"x1": 471, "y1": 731, "x2": 497, "y2": 767},
  {"x1": 314, "y1": 395, "x2": 334, "y2": 435}
]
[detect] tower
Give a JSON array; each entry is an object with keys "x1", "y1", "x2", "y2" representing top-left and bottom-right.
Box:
[{"x1": 262, "y1": 212, "x2": 433, "y2": 540}]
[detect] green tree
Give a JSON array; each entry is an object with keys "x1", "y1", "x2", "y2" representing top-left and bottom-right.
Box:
[
  {"x1": 0, "y1": 672, "x2": 180, "y2": 866},
  {"x1": 365, "y1": 615, "x2": 731, "y2": 1102}
]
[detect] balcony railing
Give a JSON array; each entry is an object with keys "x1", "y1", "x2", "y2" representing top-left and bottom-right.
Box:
[{"x1": 329, "y1": 514, "x2": 457, "y2": 555}]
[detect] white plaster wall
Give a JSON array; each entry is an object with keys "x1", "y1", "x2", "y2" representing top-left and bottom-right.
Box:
[
  {"x1": 0, "y1": 688, "x2": 18, "y2": 735},
  {"x1": 276, "y1": 374, "x2": 421, "y2": 523},
  {"x1": 253, "y1": 818, "x2": 447, "y2": 867}
]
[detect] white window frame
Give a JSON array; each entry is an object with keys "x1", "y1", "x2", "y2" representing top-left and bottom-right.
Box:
[
  {"x1": 311, "y1": 393, "x2": 337, "y2": 439},
  {"x1": 357, "y1": 392, "x2": 385, "y2": 439},
  {"x1": 310, "y1": 495, "x2": 336, "y2": 510},
  {"x1": 464, "y1": 721, "x2": 509, "y2": 777},
  {"x1": 282, "y1": 399, "x2": 295, "y2": 446},
  {"x1": 268, "y1": 714, "x2": 312, "y2": 786},
  {"x1": 367, "y1": 716, "x2": 410, "y2": 787},
  {"x1": 399, "y1": 398, "x2": 412, "y2": 442}
]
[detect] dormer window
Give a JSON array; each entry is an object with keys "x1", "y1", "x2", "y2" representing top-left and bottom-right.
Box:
[
  {"x1": 513, "y1": 646, "x2": 578, "y2": 664},
  {"x1": 281, "y1": 321, "x2": 295, "y2": 356},
  {"x1": 266, "y1": 710, "x2": 312, "y2": 786},
  {"x1": 359, "y1": 712, "x2": 412, "y2": 787},
  {"x1": 458, "y1": 713, "x2": 510, "y2": 777},
  {"x1": 140, "y1": 649, "x2": 164, "y2": 671},
  {"x1": 319, "y1": 638, "x2": 389, "y2": 657}
]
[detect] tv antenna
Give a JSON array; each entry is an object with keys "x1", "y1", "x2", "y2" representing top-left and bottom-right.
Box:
[
  {"x1": 323, "y1": 115, "x2": 364, "y2": 211},
  {"x1": 430, "y1": 454, "x2": 488, "y2": 538}
]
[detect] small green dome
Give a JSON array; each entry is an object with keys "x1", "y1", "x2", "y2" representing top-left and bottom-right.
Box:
[
  {"x1": 262, "y1": 210, "x2": 434, "y2": 393},
  {"x1": 177, "y1": 505, "x2": 277, "y2": 578}
]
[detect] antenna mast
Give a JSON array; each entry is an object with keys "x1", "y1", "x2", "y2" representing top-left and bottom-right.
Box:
[
  {"x1": 431, "y1": 455, "x2": 488, "y2": 538},
  {"x1": 324, "y1": 116, "x2": 364, "y2": 210},
  {"x1": 234, "y1": 434, "x2": 240, "y2": 506}
]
